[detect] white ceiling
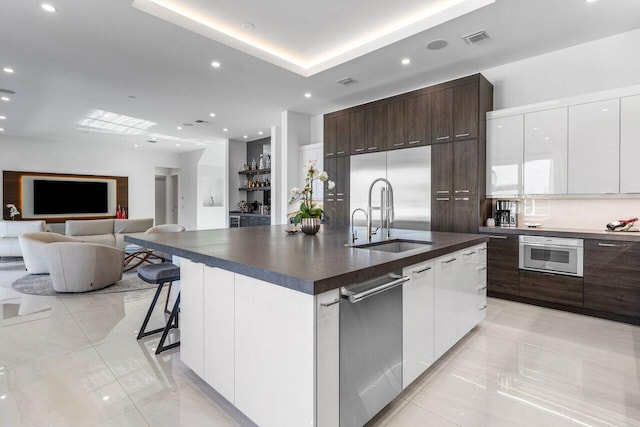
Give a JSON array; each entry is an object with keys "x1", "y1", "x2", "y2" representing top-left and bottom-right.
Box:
[{"x1": 1, "y1": 0, "x2": 640, "y2": 153}]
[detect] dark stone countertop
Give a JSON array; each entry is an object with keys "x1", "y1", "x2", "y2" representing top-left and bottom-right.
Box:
[
  {"x1": 228, "y1": 211, "x2": 270, "y2": 218},
  {"x1": 479, "y1": 226, "x2": 640, "y2": 242},
  {"x1": 125, "y1": 226, "x2": 488, "y2": 295}
]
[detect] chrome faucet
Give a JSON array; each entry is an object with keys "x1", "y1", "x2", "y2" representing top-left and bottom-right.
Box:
[
  {"x1": 350, "y1": 208, "x2": 368, "y2": 244},
  {"x1": 367, "y1": 178, "x2": 394, "y2": 241}
]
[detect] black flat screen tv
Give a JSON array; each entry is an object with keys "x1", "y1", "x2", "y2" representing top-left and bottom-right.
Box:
[{"x1": 34, "y1": 180, "x2": 109, "y2": 215}]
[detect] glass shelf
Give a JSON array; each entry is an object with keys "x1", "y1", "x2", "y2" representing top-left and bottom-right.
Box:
[
  {"x1": 239, "y1": 168, "x2": 271, "y2": 175},
  {"x1": 239, "y1": 187, "x2": 271, "y2": 191}
]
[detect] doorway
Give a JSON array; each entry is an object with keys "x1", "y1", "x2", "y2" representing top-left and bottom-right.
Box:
[{"x1": 155, "y1": 173, "x2": 179, "y2": 225}]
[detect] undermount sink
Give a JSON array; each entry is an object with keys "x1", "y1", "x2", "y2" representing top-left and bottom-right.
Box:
[{"x1": 353, "y1": 239, "x2": 434, "y2": 253}]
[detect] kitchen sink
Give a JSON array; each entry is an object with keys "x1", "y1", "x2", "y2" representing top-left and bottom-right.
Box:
[{"x1": 353, "y1": 239, "x2": 434, "y2": 253}]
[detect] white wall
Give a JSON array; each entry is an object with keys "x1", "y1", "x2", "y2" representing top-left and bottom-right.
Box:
[
  {"x1": 309, "y1": 114, "x2": 324, "y2": 146},
  {"x1": 179, "y1": 149, "x2": 204, "y2": 230},
  {"x1": 483, "y1": 29, "x2": 640, "y2": 110},
  {"x1": 0, "y1": 135, "x2": 181, "y2": 221},
  {"x1": 279, "y1": 111, "x2": 311, "y2": 224},
  {"x1": 197, "y1": 142, "x2": 229, "y2": 230}
]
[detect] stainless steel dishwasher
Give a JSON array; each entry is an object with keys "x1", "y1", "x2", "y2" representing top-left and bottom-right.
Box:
[{"x1": 340, "y1": 272, "x2": 409, "y2": 427}]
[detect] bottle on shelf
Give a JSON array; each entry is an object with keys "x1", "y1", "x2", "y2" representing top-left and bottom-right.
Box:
[
  {"x1": 265, "y1": 154, "x2": 271, "y2": 169},
  {"x1": 259, "y1": 154, "x2": 264, "y2": 170},
  {"x1": 251, "y1": 157, "x2": 257, "y2": 170}
]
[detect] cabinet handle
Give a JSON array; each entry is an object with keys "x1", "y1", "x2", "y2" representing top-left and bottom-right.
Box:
[
  {"x1": 327, "y1": 192, "x2": 335, "y2": 196},
  {"x1": 355, "y1": 148, "x2": 365, "y2": 152},
  {"x1": 597, "y1": 243, "x2": 626, "y2": 248},
  {"x1": 337, "y1": 193, "x2": 345, "y2": 196},
  {"x1": 478, "y1": 247, "x2": 487, "y2": 252},
  {"x1": 368, "y1": 146, "x2": 378, "y2": 150},
  {"x1": 454, "y1": 190, "x2": 470, "y2": 194},
  {"x1": 436, "y1": 190, "x2": 450, "y2": 194},
  {"x1": 463, "y1": 250, "x2": 476, "y2": 256},
  {"x1": 477, "y1": 304, "x2": 487, "y2": 311},
  {"x1": 455, "y1": 197, "x2": 470, "y2": 201},
  {"x1": 326, "y1": 198, "x2": 335, "y2": 202},
  {"x1": 325, "y1": 152, "x2": 335, "y2": 156},
  {"x1": 337, "y1": 151, "x2": 345, "y2": 155},
  {"x1": 321, "y1": 299, "x2": 341, "y2": 307},
  {"x1": 455, "y1": 133, "x2": 470, "y2": 138},
  {"x1": 436, "y1": 197, "x2": 450, "y2": 201},
  {"x1": 436, "y1": 136, "x2": 450, "y2": 141},
  {"x1": 489, "y1": 235, "x2": 507, "y2": 239},
  {"x1": 393, "y1": 143, "x2": 405, "y2": 147},
  {"x1": 412, "y1": 266, "x2": 432, "y2": 274},
  {"x1": 476, "y1": 284, "x2": 487, "y2": 291},
  {"x1": 477, "y1": 266, "x2": 487, "y2": 272},
  {"x1": 442, "y1": 257, "x2": 457, "y2": 264},
  {"x1": 337, "y1": 199, "x2": 345, "y2": 202},
  {"x1": 408, "y1": 140, "x2": 421, "y2": 145}
]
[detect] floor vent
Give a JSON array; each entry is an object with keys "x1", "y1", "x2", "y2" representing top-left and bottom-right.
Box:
[{"x1": 462, "y1": 29, "x2": 490, "y2": 45}]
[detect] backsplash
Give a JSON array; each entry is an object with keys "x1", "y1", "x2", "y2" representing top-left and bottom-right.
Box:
[{"x1": 517, "y1": 198, "x2": 640, "y2": 230}]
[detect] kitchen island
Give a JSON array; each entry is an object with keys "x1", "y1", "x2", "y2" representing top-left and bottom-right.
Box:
[{"x1": 126, "y1": 226, "x2": 488, "y2": 427}]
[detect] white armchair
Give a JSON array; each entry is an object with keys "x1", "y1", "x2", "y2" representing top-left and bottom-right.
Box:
[
  {"x1": 44, "y1": 242, "x2": 124, "y2": 293},
  {"x1": 19, "y1": 232, "x2": 80, "y2": 274}
]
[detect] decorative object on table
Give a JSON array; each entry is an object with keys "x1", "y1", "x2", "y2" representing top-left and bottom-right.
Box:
[
  {"x1": 289, "y1": 160, "x2": 335, "y2": 235},
  {"x1": 606, "y1": 217, "x2": 639, "y2": 232},
  {"x1": 116, "y1": 205, "x2": 127, "y2": 219},
  {"x1": 238, "y1": 200, "x2": 248, "y2": 213},
  {"x1": 6, "y1": 204, "x2": 20, "y2": 220},
  {"x1": 486, "y1": 218, "x2": 495, "y2": 227}
]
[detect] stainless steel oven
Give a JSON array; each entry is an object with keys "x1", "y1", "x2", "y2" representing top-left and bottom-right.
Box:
[{"x1": 519, "y1": 235, "x2": 584, "y2": 277}]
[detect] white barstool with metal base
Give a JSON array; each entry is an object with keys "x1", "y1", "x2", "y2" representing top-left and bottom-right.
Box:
[{"x1": 137, "y1": 262, "x2": 181, "y2": 354}]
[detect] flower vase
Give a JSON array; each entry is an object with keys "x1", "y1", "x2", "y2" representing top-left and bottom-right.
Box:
[{"x1": 301, "y1": 218, "x2": 321, "y2": 235}]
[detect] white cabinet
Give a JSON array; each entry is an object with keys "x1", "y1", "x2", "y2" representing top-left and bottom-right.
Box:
[
  {"x1": 458, "y1": 244, "x2": 487, "y2": 337},
  {"x1": 402, "y1": 260, "x2": 435, "y2": 388},
  {"x1": 487, "y1": 115, "x2": 523, "y2": 197},
  {"x1": 620, "y1": 95, "x2": 640, "y2": 193},
  {"x1": 316, "y1": 289, "x2": 340, "y2": 427},
  {"x1": 568, "y1": 99, "x2": 620, "y2": 194},
  {"x1": 234, "y1": 274, "x2": 315, "y2": 427},
  {"x1": 524, "y1": 108, "x2": 568, "y2": 195},
  {"x1": 203, "y1": 267, "x2": 235, "y2": 403},
  {"x1": 434, "y1": 253, "x2": 460, "y2": 359},
  {"x1": 179, "y1": 258, "x2": 204, "y2": 377}
]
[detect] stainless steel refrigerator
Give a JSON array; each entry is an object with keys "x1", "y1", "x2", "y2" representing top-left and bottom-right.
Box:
[{"x1": 350, "y1": 146, "x2": 431, "y2": 230}]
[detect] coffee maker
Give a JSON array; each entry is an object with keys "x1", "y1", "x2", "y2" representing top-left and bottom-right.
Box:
[{"x1": 495, "y1": 200, "x2": 518, "y2": 227}]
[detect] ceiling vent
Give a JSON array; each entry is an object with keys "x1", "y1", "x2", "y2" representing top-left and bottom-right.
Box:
[
  {"x1": 0, "y1": 88, "x2": 16, "y2": 94},
  {"x1": 462, "y1": 29, "x2": 490, "y2": 45},
  {"x1": 336, "y1": 77, "x2": 357, "y2": 86}
]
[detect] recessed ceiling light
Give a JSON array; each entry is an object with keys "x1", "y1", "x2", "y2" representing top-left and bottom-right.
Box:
[
  {"x1": 602, "y1": 108, "x2": 609, "y2": 112},
  {"x1": 3, "y1": 68, "x2": 14, "y2": 74},
  {"x1": 0, "y1": 116, "x2": 5, "y2": 120},
  {"x1": 304, "y1": 93, "x2": 311, "y2": 98},
  {"x1": 223, "y1": 128, "x2": 228, "y2": 132},
  {"x1": 426, "y1": 39, "x2": 448, "y2": 50},
  {"x1": 243, "y1": 135, "x2": 248, "y2": 139},
  {"x1": 258, "y1": 131, "x2": 263, "y2": 135},
  {"x1": 585, "y1": 0, "x2": 597, "y2": 2},
  {"x1": 134, "y1": 144, "x2": 138, "y2": 148},
  {"x1": 211, "y1": 61, "x2": 221, "y2": 68},
  {"x1": 0, "y1": 97, "x2": 9, "y2": 102},
  {"x1": 176, "y1": 143, "x2": 180, "y2": 147},
  {"x1": 177, "y1": 126, "x2": 182, "y2": 130},
  {"x1": 0, "y1": 128, "x2": 4, "y2": 132},
  {"x1": 209, "y1": 112, "x2": 216, "y2": 117},
  {"x1": 401, "y1": 58, "x2": 411, "y2": 65},
  {"x1": 41, "y1": 3, "x2": 56, "y2": 12}
]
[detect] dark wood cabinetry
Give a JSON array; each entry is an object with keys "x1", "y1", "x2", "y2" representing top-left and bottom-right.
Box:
[
  {"x1": 365, "y1": 105, "x2": 386, "y2": 153},
  {"x1": 453, "y1": 82, "x2": 479, "y2": 140},
  {"x1": 324, "y1": 74, "x2": 492, "y2": 228},
  {"x1": 323, "y1": 156, "x2": 350, "y2": 227},
  {"x1": 350, "y1": 110, "x2": 366, "y2": 154},
  {"x1": 432, "y1": 89, "x2": 453, "y2": 143},
  {"x1": 519, "y1": 270, "x2": 584, "y2": 307},
  {"x1": 485, "y1": 234, "x2": 519, "y2": 296},
  {"x1": 584, "y1": 240, "x2": 640, "y2": 317}
]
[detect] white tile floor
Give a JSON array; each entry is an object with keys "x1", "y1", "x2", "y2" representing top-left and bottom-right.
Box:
[{"x1": 1, "y1": 261, "x2": 639, "y2": 426}]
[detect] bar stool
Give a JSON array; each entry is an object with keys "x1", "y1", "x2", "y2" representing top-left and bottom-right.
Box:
[
  {"x1": 230, "y1": 215, "x2": 241, "y2": 228},
  {"x1": 137, "y1": 262, "x2": 181, "y2": 354}
]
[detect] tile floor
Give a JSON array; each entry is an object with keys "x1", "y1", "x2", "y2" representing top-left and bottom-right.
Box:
[{"x1": 1, "y1": 262, "x2": 639, "y2": 426}]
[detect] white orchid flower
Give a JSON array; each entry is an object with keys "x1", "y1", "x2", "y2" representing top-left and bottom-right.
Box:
[
  {"x1": 290, "y1": 187, "x2": 300, "y2": 195},
  {"x1": 318, "y1": 171, "x2": 329, "y2": 181},
  {"x1": 327, "y1": 180, "x2": 336, "y2": 190}
]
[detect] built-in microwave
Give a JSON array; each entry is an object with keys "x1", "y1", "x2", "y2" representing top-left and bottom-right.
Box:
[{"x1": 519, "y1": 235, "x2": 584, "y2": 277}]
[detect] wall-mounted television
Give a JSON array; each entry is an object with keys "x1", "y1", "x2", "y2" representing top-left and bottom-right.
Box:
[{"x1": 33, "y1": 180, "x2": 109, "y2": 214}]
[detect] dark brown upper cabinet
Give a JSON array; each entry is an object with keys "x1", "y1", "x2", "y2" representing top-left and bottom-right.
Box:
[
  {"x1": 324, "y1": 115, "x2": 337, "y2": 158},
  {"x1": 365, "y1": 105, "x2": 386, "y2": 153},
  {"x1": 336, "y1": 114, "x2": 351, "y2": 156},
  {"x1": 453, "y1": 82, "x2": 479, "y2": 140},
  {"x1": 432, "y1": 88, "x2": 453, "y2": 143},
  {"x1": 407, "y1": 93, "x2": 431, "y2": 147},
  {"x1": 453, "y1": 139, "x2": 479, "y2": 195},
  {"x1": 386, "y1": 99, "x2": 406, "y2": 150},
  {"x1": 350, "y1": 110, "x2": 366, "y2": 155}
]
